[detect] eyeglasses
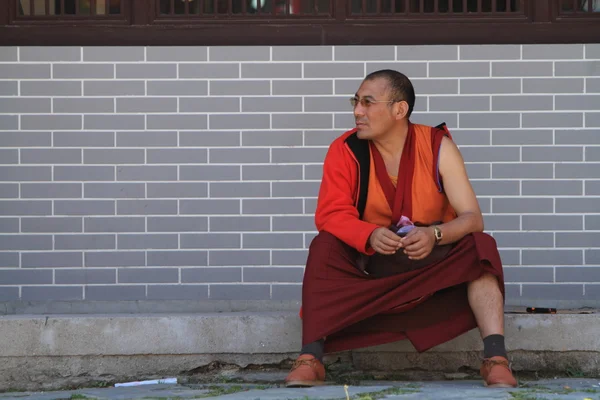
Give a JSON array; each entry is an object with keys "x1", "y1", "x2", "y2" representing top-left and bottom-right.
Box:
[{"x1": 349, "y1": 97, "x2": 398, "y2": 108}]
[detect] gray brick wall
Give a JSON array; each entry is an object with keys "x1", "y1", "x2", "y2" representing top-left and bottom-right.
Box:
[{"x1": 0, "y1": 44, "x2": 599, "y2": 309}]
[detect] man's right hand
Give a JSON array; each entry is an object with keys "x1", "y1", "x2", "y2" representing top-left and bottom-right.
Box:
[{"x1": 368, "y1": 227, "x2": 403, "y2": 255}]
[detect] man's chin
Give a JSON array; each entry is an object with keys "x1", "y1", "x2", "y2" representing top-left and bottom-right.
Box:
[{"x1": 356, "y1": 127, "x2": 371, "y2": 139}]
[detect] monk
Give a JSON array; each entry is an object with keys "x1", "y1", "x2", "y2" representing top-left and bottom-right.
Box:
[{"x1": 284, "y1": 69, "x2": 517, "y2": 389}]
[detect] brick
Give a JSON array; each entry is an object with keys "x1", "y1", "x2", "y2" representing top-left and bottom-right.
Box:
[
  {"x1": 523, "y1": 250, "x2": 583, "y2": 266},
  {"x1": 0, "y1": 200, "x2": 51, "y2": 216},
  {"x1": 0, "y1": 183, "x2": 18, "y2": 198},
  {"x1": 21, "y1": 183, "x2": 82, "y2": 199},
  {"x1": 84, "y1": 81, "x2": 145, "y2": 96},
  {"x1": 556, "y1": 95, "x2": 600, "y2": 111},
  {"x1": 493, "y1": 95, "x2": 553, "y2": 111},
  {"x1": 460, "y1": 147, "x2": 519, "y2": 162},
  {"x1": 83, "y1": 46, "x2": 144, "y2": 61},
  {"x1": 117, "y1": 166, "x2": 177, "y2": 181},
  {"x1": 272, "y1": 251, "x2": 308, "y2": 266},
  {"x1": 209, "y1": 46, "x2": 269, "y2": 61},
  {"x1": 118, "y1": 268, "x2": 178, "y2": 284},
  {"x1": 366, "y1": 62, "x2": 427, "y2": 78},
  {"x1": 242, "y1": 131, "x2": 302, "y2": 147},
  {"x1": 148, "y1": 149, "x2": 208, "y2": 164},
  {"x1": 493, "y1": 232, "x2": 553, "y2": 248},
  {"x1": 304, "y1": 63, "x2": 364, "y2": 78},
  {"x1": 557, "y1": 267, "x2": 600, "y2": 282},
  {"x1": 148, "y1": 217, "x2": 208, "y2": 233},
  {"x1": 0, "y1": 64, "x2": 50, "y2": 79},
  {"x1": 244, "y1": 266, "x2": 304, "y2": 282},
  {"x1": 180, "y1": 166, "x2": 239, "y2": 181},
  {"x1": 274, "y1": 80, "x2": 333, "y2": 95},
  {"x1": 482, "y1": 214, "x2": 520, "y2": 231},
  {"x1": 304, "y1": 130, "x2": 344, "y2": 146},
  {"x1": 117, "y1": 131, "x2": 177, "y2": 147},
  {"x1": 209, "y1": 284, "x2": 270, "y2": 300},
  {"x1": 180, "y1": 199, "x2": 239, "y2": 215},
  {"x1": 0, "y1": 98, "x2": 50, "y2": 113},
  {"x1": 428, "y1": 96, "x2": 487, "y2": 112},
  {"x1": 147, "y1": 46, "x2": 207, "y2": 61},
  {"x1": 149, "y1": 80, "x2": 208, "y2": 96},
  {"x1": 459, "y1": 113, "x2": 519, "y2": 128},
  {"x1": 86, "y1": 285, "x2": 146, "y2": 301},
  {"x1": 22, "y1": 286, "x2": 83, "y2": 301},
  {"x1": 55, "y1": 234, "x2": 115, "y2": 250},
  {"x1": 492, "y1": 163, "x2": 553, "y2": 179},
  {"x1": 396, "y1": 45, "x2": 457, "y2": 60},
  {"x1": 587, "y1": 44, "x2": 600, "y2": 59},
  {"x1": 460, "y1": 45, "x2": 520, "y2": 60},
  {"x1": 242, "y1": 97, "x2": 302, "y2": 113},
  {"x1": 522, "y1": 284, "x2": 583, "y2": 300},
  {"x1": 21, "y1": 149, "x2": 81, "y2": 165},
  {"x1": 0, "y1": 234, "x2": 52, "y2": 250},
  {"x1": 304, "y1": 198, "x2": 317, "y2": 214},
  {"x1": 0, "y1": 269, "x2": 52, "y2": 284},
  {"x1": 210, "y1": 182, "x2": 269, "y2": 198},
  {"x1": 471, "y1": 180, "x2": 519, "y2": 196},
  {"x1": 84, "y1": 217, "x2": 145, "y2": 233},
  {"x1": 273, "y1": 46, "x2": 332, "y2": 61},
  {"x1": 147, "y1": 114, "x2": 207, "y2": 130},
  {"x1": 273, "y1": 113, "x2": 332, "y2": 129},
  {"x1": 147, "y1": 285, "x2": 208, "y2": 300},
  {"x1": 273, "y1": 216, "x2": 315, "y2": 231},
  {"x1": 586, "y1": 249, "x2": 600, "y2": 264},
  {"x1": 273, "y1": 148, "x2": 328, "y2": 163},
  {"x1": 182, "y1": 267, "x2": 240, "y2": 283},
  {"x1": 242, "y1": 165, "x2": 302, "y2": 181},
  {"x1": 21, "y1": 217, "x2": 82, "y2": 233},
  {"x1": 54, "y1": 98, "x2": 114, "y2": 114},
  {"x1": 493, "y1": 197, "x2": 554, "y2": 214},
  {"x1": 180, "y1": 233, "x2": 239, "y2": 249},
  {"x1": 492, "y1": 62, "x2": 552, "y2": 77},
  {"x1": 304, "y1": 96, "x2": 351, "y2": 112},
  {"x1": 304, "y1": 165, "x2": 323, "y2": 180},
  {"x1": 180, "y1": 131, "x2": 240, "y2": 147},
  {"x1": 54, "y1": 200, "x2": 115, "y2": 215},
  {"x1": 85, "y1": 251, "x2": 145, "y2": 267},
  {"x1": 0, "y1": 81, "x2": 17, "y2": 96},
  {"x1": 412, "y1": 79, "x2": 458, "y2": 95},
  {"x1": 586, "y1": 215, "x2": 600, "y2": 230},
  {"x1": 504, "y1": 267, "x2": 554, "y2": 283},
  {"x1": 335, "y1": 46, "x2": 394, "y2": 61},
  {"x1": 210, "y1": 250, "x2": 269, "y2": 266},
  {"x1": 180, "y1": 97, "x2": 239, "y2": 113},
  {"x1": 85, "y1": 115, "x2": 144, "y2": 130},
  {"x1": 242, "y1": 63, "x2": 301, "y2": 78},
  {"x1": 522, "y1": 147, "x2": 583, "y2": 162},
  {"x1": 334, "y1": 79, "x2": 363, "y2": 95},
  {"x1": 179, "y1": 63, "x2": 238, "y2": 79},
  {"x1": 411, "y1": 113, "x2": 458, "y2": 129},
  {"x1": 0, "y1": 252, "x2": 18, "y2": 268},
  {"x1": 0, "y1": 217, "x2": 18, "y2": 233},
  {"x1": 557, "y1": 232, "x2": 600, "y2": 248},
  {"x1": 147, "y1": 182, "x2": 208, "y2": 198},
  {"x1": 242, "y1": 199, "x2": 303, "y2": 215},
  {"x1": 54, "y1": 64, "x2": 113, "y2": 79},
  {"x1": 492, "y1": 129, "x2": 552, "y2": 145},
  {"x1": 207, "y1": 146, "x2": 265, "y2": 164},
  {"x1": 272, "y1": 284, "x2": 301, "y2": 300},
  {"x1": 524, "y1": 44, "x2": 583, "y2": 60},
  {"x1": 22, "y1": 251, "x2": 82, "y2": 268},
  {"x1": 587, "y1": 112, "x2": 600, "y2": 127},
  {"x1": 210, "y1": 80, "x2": 269, "y2": 96},
  {"x1": 588, "y1": 78, "x2": 600, "y2": 93},
  {"x1": 210, "y1": 216, "x2": 270, "y2": 232},
  {"x1": 0, "y1": 287, "x2": 19, "y2": 301},
  {"x1": 522, "y1": 180, "x2": 582, "y2": 195},
  {"x1": 116, "y1": 64, "x2": 176, "y2": 79},
  {"x1": 56, "y1": 269, "x2": 115, "y2": 284},
  {"x1": 117, "y1": 98, "x2": 177, "y2": 113},
  {"x1": 272, "y1": 182, "x2": 320, "y2": 198},
  {"x1": 0, "y1": 47, "x2": 17, "y2": 61},
  {"x1": 147, "y1": 251, "x2": 207, "y2": 267},
  {"x1": 0, "y1": 116, "x2": 17, "y2": 130},
  {"x1": 556, "y1": 163, "x2": 600, "y2": 179},
  {"x1": 22, "y1": 115, "x2": 81, "y2": 130},
  {"x1": 587, "y1": 148, "x2": 600, "y2": 162},
  {"x1": 523, "y1": 78, "x2": 584, "y2": 94},
  {"x1": 243, "y1": 233, "x2": 304, "y2": 249},
  {"x1": 209, "y1": 114, "x2": 269, "y2": 130},
  {"x1": 19, "y1": 47, "x2": 76, "y2": 62},
  {"x1": 430, "y1": 62, "x2": 489, "y2": 78},
  {"x1": 465, "y1": 163, "x2": 490, "y2": 178},
  {"x1": 586, "y1": 180, "x2": 600, "y2": 195},
  {"x1": 0, "y1": 149, "x2": 17, "y2": 164},
  {"x1": 523, "y1": 215, "x2": 583, "y2": 231},
  {"x1": 555, "y1": 61, "x2": 600, "y2": 77},
  {"x1": 54, "y1": 166, "x2": 114, "y2": 181},
  {"x1": 117, "y1": 199, "x2": 177, "y2": 215},
  {"x1": 84, "y1": 183, "x2": 145, "y2": 199},
  {"x1": 54, "y1": 131, "x2": 114, "y2": 147}
]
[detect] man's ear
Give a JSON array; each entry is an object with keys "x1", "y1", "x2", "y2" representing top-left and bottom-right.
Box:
[{"x1": 395, "y1": 101, "x2": 409, "y2": 120}]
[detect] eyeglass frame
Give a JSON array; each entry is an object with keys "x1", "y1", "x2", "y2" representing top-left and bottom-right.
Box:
[{"x1": 349, "y1": 96, "x2": 405, "y2": 109}]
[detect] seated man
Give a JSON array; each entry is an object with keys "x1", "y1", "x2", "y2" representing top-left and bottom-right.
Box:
[{"x1": 284, "y1": 69, "x2": 517, "y2": 389}]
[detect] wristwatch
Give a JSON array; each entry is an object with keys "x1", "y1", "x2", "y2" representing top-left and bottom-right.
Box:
[{"x1": 432, "y1": 226, "x2": 443, "y2": 244}]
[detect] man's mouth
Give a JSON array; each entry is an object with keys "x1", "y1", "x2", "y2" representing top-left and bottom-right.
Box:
[{"x1": 355, "y1": 121, "x2": 367, "y2": 126}]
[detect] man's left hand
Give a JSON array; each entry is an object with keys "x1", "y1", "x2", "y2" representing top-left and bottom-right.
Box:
[{"x1": 400, "y1": 227, "x2": 436, "y2": 260}]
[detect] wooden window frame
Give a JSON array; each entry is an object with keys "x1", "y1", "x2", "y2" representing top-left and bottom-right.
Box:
[{"x1": 0, "y1": 0, "x2": 599, "y2": 45}]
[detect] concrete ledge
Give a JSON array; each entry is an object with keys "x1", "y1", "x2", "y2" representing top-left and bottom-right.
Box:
[{"x1": 1, "y1": 312, "x2": 598, "y2": 390}]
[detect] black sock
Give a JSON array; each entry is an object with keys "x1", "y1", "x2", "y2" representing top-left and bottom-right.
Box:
[
  {"x1": 300, "y1": 339, "x2": 325, "y2": 362},
  {"x1": 483, "y1": 334, "x2": 507, "y2": 359}
]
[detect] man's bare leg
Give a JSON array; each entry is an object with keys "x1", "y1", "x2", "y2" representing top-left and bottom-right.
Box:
[{"x1": 467, "y1": 272, "x2": 504, "y2": 338}]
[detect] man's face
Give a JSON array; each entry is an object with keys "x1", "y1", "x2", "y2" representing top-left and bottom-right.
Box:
[{"x1": 353, "y1": 78, "x2": 398, "y2": 140}]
